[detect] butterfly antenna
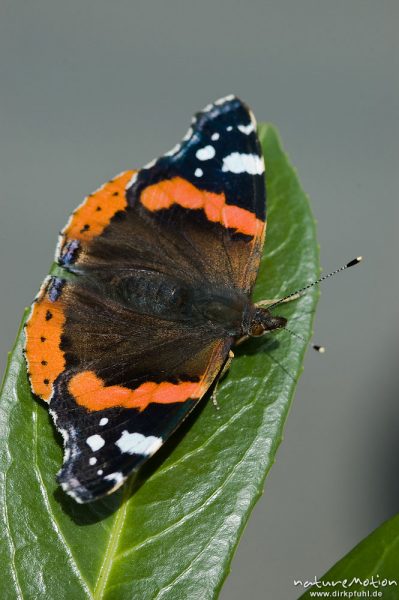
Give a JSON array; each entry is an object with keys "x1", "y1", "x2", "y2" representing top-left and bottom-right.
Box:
[
  {"x1": 284, "y1": 327, "x2": 325, "y2": 354},
  {"x1": 268, "y1": 256, "x2": 363, "y2": 310}
]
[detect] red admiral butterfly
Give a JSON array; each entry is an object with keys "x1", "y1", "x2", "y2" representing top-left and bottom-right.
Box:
[{"x1": 25, "y1": 95, "x2": 357, "y2": 503}]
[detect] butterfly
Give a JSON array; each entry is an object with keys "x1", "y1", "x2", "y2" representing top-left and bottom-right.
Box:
[{"x1": 24, "y1": 95, "x2": 288, "y2": 503}]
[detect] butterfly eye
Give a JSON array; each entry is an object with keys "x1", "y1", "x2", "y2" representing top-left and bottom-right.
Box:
[
  {"x1": 249, "y1": 323, "x2": 265, "y2": 337},
  {"x1": 248, "y1": 310, "x2": 287, "y2": 337}
]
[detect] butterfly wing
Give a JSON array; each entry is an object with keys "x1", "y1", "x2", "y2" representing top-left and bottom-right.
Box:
[
  {"x1": 58, "y1": 95, "x2": 266, "y2": 295},
  {"x1": 25, "y1": 96, "x2": 267, "y2": 502},
  {"x1": 26, "y1": 276, "x2": 232, "y2": 502}
]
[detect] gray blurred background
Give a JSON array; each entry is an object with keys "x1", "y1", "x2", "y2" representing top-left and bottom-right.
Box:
[{"x1": 0, "y1": 1, "x2": 398, "y2": 598}]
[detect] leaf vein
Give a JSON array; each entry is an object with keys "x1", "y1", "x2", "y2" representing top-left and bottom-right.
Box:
[
  {"x1": 2, "y1": 459, "x2": 24, "y2": 599},
  {"x1": 154, "y1": 532, "x2": 218, "y2": 600},
  {"x1": 32, "y1": 404, "x2": 94, "y2": 599},
  {"x1": 116, "y1": 430, "x2": 261, "y2": 562},
  {"x1": 93, "y1": 477, "x2": 134, "y2": 599},
  {"x1": 363, "y1": 534, "x2": 399, "y2": 582},
  {"x1": 151, "y1": 396, "x2": 253, "y2": 481}
]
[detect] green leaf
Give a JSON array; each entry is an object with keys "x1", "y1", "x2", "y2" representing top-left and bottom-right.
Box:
[
  {"x1": 299, "y1": 514, "x2": 399, "y2": 599},
  {"x1": 0, "y1": 124, "x2": 319, "y2": 600}
]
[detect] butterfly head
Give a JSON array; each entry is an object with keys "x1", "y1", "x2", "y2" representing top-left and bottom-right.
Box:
[{"x1": 247, "y1": 307, "x2": 287, "y2": 338}]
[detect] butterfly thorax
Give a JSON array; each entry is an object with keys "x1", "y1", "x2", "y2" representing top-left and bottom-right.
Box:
[{"x1": 196, "y1": 297, "x2": 286, "y2": 339}]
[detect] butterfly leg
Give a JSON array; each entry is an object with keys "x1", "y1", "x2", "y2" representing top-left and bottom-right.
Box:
[
  {"x1": 211, "y1": 350, "x2": 234, "y2": 410},
  {"x1": 256, "y1": 292, "x2": 302, "y2": 308}
]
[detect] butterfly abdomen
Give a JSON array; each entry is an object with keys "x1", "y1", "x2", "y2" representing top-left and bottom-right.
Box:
[{"x1": 84, "y1": 270, "x2": 250, "y2": 336}]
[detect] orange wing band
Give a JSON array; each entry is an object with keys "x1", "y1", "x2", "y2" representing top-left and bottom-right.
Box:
[
  {"x1": 68, "y1": 371, "x2": 203, "y2": 412},
  {"x1": 140, "y1": 177, "x2": 264, "y2": 237},
  {"x1": 25, "y1": 286, "x2": 66, "y2": 402},
  {"x1": 62, "y1": 170, "x2": 135, "y2": 243}
]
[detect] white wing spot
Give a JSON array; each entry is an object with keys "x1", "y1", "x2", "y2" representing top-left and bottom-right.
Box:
[
  {"x1": 104, "y1": 472, "x2": 125, "y2": 494},
  {"x1": 211, "y1": 132, "x2": 220, "y2": 141},
  {"x1": 196, "y1": 145, "x2": 215, "y2": 161},
  {"x1": 115, "y1": 431, "x2": 163, "y2": 456},
  {"x1": 195, "y1": 168, "x2": 203, "y2": 177},
  {"x1": 226, "y1": 126, "x2": 233, "y2": 132},
  {"x1": 51, "y1": 415, "x2": 73, "y2": 463},
  {"x1": 99, "y1": 417, "x2": 108, "y2": 426},
  {"x1": 143, "y1": 158, "x2": 157, "y2": 170},
  {"x1": 214, "y1": 94, "x2": 235, "y2": 105},
  {"x1": 126, "y1": 172, "x2": 138, "y2": 189},
  {"x1": 89, "y1": 457, "x2": 97, "y2": 466},
  {"x1": 238, "y1": 123, "x2": 255, "y2": 135},
  {"x1": 60, "y1": 479, "x2": 84, "y2": 504},
  {"x1": 105, "y1": 472, "x2": 124, "y2": 485},
  {"x1": 182, "y1": 127, "x2": 193, "y2": 141},
  {"x1": 202, "y1": 103, "x2": 213, "y2": 112},
  {"x1": 249, "y1": 109, "x2": 257, "y2": 127},
  {"x1": 221, "y1": 152, "x2": 265, "y2": 175},
  {"x1": 201, "y1": 95, "x2": 235, "y2": 113},
  {"x1": 164, "y1": 143, "x2": 181, "y2": 157},
  {"x1": 97, "y1": 469, "x2": 103, "y2": 475},
  {"x1": 86, "y1": 434, "x2": 105, "y2": 452}
]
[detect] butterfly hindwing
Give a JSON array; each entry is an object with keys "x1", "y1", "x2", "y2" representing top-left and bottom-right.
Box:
[
  {"x1": 53, "y1": 336, "x2": 230, "y2": 502},
  {"x1": 25, "y1": 96, "x2": 267, "y2": 502},
  {"x1": 26, "y1": 274, "x2": 233, "y2": 502}
]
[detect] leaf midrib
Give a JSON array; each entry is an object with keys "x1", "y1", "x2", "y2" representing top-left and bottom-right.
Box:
[
  {"x1": 93, "y1": 478, "x2": 134, "y2": 599},
  {"x1": 151, "y1": 370, "x2": 286, "y2": 599}
]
